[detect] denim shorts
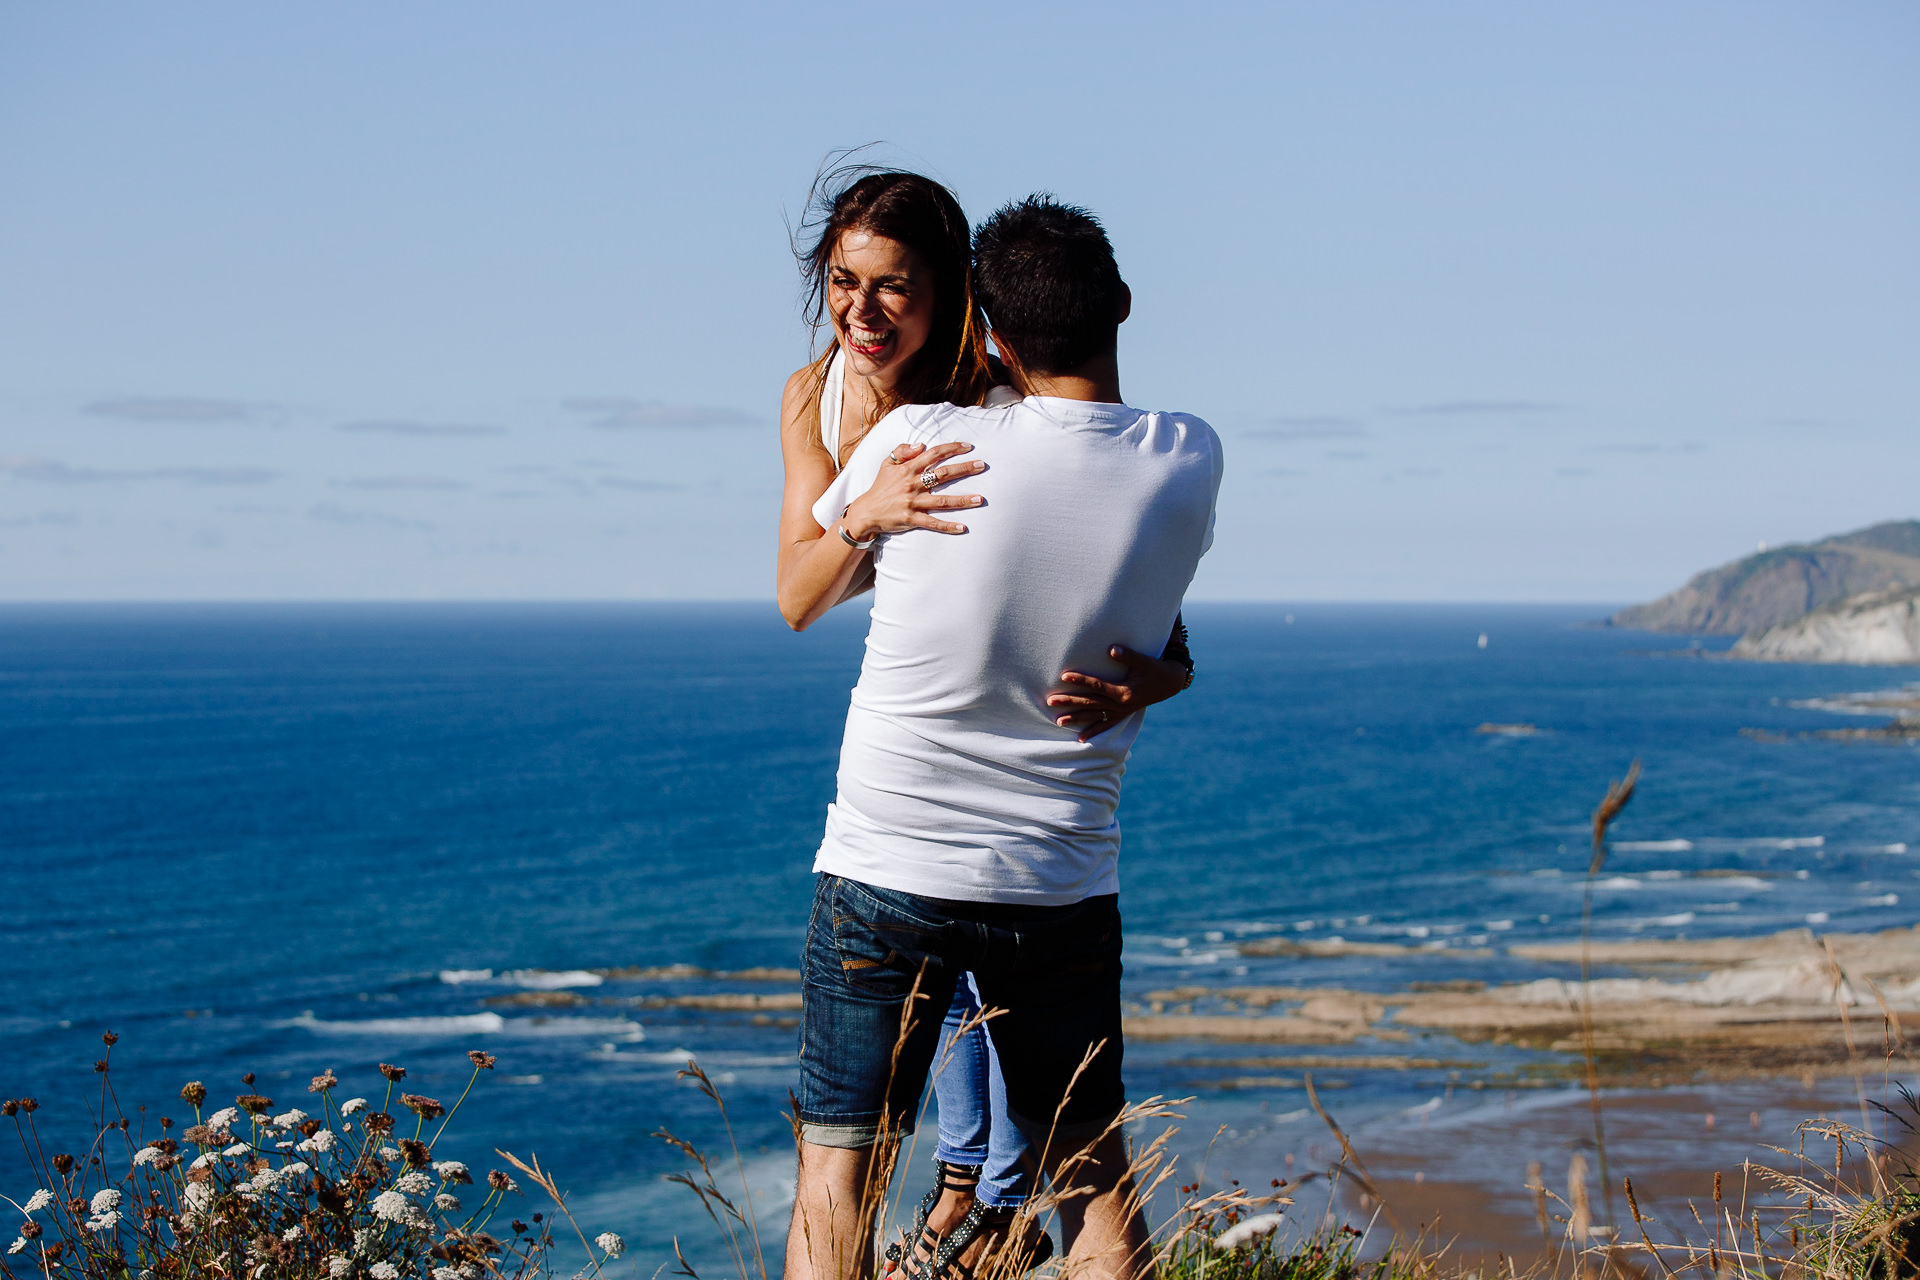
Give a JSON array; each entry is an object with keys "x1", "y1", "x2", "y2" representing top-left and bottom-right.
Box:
[{"x1": 795, "y1": 873, "x2": 1125, "y2": 1153}]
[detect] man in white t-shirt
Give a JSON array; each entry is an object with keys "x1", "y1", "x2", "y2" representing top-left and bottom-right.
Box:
[{"x1": 784, "y1": 198, "x2": 1223, "y2": 1280}]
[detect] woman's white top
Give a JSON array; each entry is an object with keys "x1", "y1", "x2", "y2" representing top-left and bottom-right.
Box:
[
  {"x1": 819, "y1": 343, "x2": 1021, "y2": 473},
  {"x1": 819, "y1": 346, "x2": 847, "y2": 471}
]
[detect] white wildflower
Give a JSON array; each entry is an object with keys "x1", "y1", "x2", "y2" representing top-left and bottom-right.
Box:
[
  {"x1": 328, "y1": 1257, "x2": 352, "y2": 1278},
  {"x1": 224, "y1": 1143, "x2": 252, "y2": 1157},
  {"x1": 285, "y1": 1162, "x2": 311, "y2": 1178},
  {"x1": 432, "y1": 1193, "x2": 460, "y2": 1213},
  {"x1": 205, "y1": 1107, "x2": 241, "y2": 1129},
  {"x1": 378, "y1": 1146, "x2": 401, "y2": 1162},
  {"x1": 1213, "y1": 1213, "x2": 1285, "y2": 1251},
  {"x1": 371, "y1": 1189, "x2": 428, "y2": 1229},
  {"x1": 431, "y1": 1159, "x2": 469, "y2": 1183},
  {"x1": 23, "y1": 1189, "x2": 52, "y2": 1214},
  {"x1": 190, "y1": 1154, "x2": 213, "y2": 1171},
  {"x1": 370, "y1": 1263, "x2": 399, "y2": 1280},
  {"x1": 271, "y1": 1108, "x2": 309, "y2": 1130},
  {"x1": 90, "y1": 1189, "x2": 123, "y2": 1215},
  {"x1": 341, "y1": 1121, "x2": 354, "y2": 1133},
  {"x1": 433, "y1": 1269, "x2": 461, "y2": 1280},
  {"x1": 184, "y1": 1183, "x2": 214, "y2": 1213},
  {"x1": 393, "y1": 1170, "x2": 432, "y2": 1196},
  {"x1": 595, "y1": 1231, "x2": 625, "y2": 1258},
  {"x1": 275, "y1": 1140, "x2": 295, "y2": 1151},
  {"x1": 340, "y1": 1098, "x2": 368, "y2": 1116},
  {"x1": 352, "y1": 1227, "x2": 372, "y2": 1252},
  {"x1": 282, "y1": 1225, "x2": 303, "y2": 1242},
  {"x1": 298, "y1": 1129, "x2": 337, "y2": 1153},
  {"x1": 86, "y1": 1208, "x2": 122, "y2": 1233},
  {"x1": 132, "y1": 1144, "x2": 165, "y2": 1167},
  {"x1": 7, "y1": 1239, "x2": 26, "y2": 1256}
]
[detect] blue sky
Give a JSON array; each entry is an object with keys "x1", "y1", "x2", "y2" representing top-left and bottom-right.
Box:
[{"x1": 1, "y1": 2, "x2": 1914, "y2": 601}]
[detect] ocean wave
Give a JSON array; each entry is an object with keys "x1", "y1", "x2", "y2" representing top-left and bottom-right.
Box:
[
  {"x1": 290, "y1": 1012, "x2": 508, "y2": 1036},
  {"x1": 1613, "y1": 840, "x2": 1694, "y2": 852},
  {"x1": 289, "y1": 1012, "x2": 642, "y2": 1040},
  {"x1": 437, "y1": 968, "x2": 606, "y2": 990}
]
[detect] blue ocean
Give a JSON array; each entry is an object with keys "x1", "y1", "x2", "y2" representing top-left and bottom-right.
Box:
[{"x1": 3, "y1": 603, "x2": 1915, "y2": 1265}]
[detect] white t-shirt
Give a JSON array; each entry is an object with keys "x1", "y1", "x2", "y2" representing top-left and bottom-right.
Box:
[{"x1": 809, "y1": 395, "x2": 1223, "y2": 905}]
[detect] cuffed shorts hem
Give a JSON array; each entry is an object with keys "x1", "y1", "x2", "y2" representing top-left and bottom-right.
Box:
[{"x1": 797, "y1": 1116, "x2": 915, "y2": 1149}]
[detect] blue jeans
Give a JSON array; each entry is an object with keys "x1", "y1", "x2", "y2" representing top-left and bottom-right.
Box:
[
  {"x1": 934, "y1": 975, "x2": 1033, "y2": 1208},
  {"x1": 796, "y1": 874, "x2": 1126, "y2": 1155}
]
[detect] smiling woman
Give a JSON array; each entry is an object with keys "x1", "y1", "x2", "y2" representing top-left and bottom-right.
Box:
[{"x1": 773, "y1": 167, "x2": 1001, "y2": 633}]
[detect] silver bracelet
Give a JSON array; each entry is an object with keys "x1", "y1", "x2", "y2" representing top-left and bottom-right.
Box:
[{"x1": 838, "y1": 507, "x2": 877, "y2": 550}]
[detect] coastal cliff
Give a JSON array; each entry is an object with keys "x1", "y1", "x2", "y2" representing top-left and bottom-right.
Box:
[
  {"x1": 1611, "y1": 520, "x2": 1920, "y2": 635},
  {"x1": 1731, "y1": 584, "x2": 1920, "y2": 665}
]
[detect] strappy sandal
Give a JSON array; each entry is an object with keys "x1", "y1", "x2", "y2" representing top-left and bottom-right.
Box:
[
  {"x1": 886, "y1": 1160, "x2": 1055, "y2": 1280},
  {"x1": 886, "y1": 1160, "x2": 980, "y2": 1280}
]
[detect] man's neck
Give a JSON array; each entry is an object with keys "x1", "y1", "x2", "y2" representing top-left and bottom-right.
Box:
[{"x1": 1011, "y1": 352, "x2": 1122, "y2": 405}]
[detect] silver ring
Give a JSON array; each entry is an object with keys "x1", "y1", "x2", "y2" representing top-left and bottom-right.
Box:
[
  {"x1": 920, "y1": 467, "x2": 939, "y2": 492},
  {"x1": 888, "y1": 448, "x2": 902, "y2": 464}
]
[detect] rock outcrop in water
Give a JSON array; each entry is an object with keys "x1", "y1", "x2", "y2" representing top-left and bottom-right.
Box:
[
  {"x1": 1611, "y1": 520, "x2": 1920, "y2": 636},
  {"x1": 1732, "y1": 584, "x2": 1920, "y2": 665}
]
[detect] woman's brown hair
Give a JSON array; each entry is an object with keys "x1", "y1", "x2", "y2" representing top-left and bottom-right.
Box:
[{"x1": 795, "y1": 162, "x2": 994, "y2": 462}]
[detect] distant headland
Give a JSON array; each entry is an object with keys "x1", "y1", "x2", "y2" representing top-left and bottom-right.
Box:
[{"x1": 1610, "y1": 519, "x2": 1920, "y2": 664}]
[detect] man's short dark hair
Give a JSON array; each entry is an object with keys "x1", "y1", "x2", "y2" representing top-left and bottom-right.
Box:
[{"x1": 972, "y1": 196, "x2": 1124, "y2": 376}]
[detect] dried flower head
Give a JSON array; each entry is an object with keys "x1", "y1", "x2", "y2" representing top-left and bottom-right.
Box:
[
  {"x1": 399, "y1": 1138, "x2": 431, "y2": 1167},
  {"x1": 235, "y1": 1094, "x2": 273, "y2": 1115},
  {"x1": 467, "y1": 1050, "x2": 496, "y2": 1070},
  {"x1": 433, "y1": 1160, "x2": 472, "y2": 1185},
  {"x1": 487, "y1": 1170, "x2": 517, "y2": 1193},
  {"x1": 1, "y1": 1100, "x2": 16, "y2": 1117},
  {"x1": 401, "y1": 1094, "x2": 445, "y2": 1121},
  {"x1": 180, "y1": 1082, "x2": 208, "y2": 1107},
  {"x1": 52, "y1": 1154, "x2": 75, "y2": 1176},
  {"x1": 102, "y1": 1031, "x2": 119, "y2": 1047},
  {"x1": 363, "y1": 1111, "x2": 395, "y2": 1135},
  {"x1": 21, "y1": 1221, "x2": 42, "y2": 1240},
  {"x1": 378, "y1": 1063, "x2": 407, "y2": 1083},
  {"x1": 241, "y1": 1073, "x2": 255, "y2": 1086},
  {"x1": 309, "y1": 1069, "x2": 339, "y2": 1093}
]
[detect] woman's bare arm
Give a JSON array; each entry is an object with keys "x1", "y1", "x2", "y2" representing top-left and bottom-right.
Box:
[{"x1": 774, "y1": 367, "x2": 985, "y2": 631}]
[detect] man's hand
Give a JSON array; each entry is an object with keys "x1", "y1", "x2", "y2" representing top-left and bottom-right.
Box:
[{"x1": 1047, "y1": 645, "x2": 1189, "y2": 743}]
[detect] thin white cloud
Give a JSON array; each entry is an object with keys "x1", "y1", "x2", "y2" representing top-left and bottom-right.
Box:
[
  {"x1": 1, "y1": 455, "x2": 276, "y2": 484},
  {"x1": 308, "y1": 502, "x2": 434, "y2": 530},
  {"x1": 597, "y1": 476, "x2": 680, "y2": 492},
  {"x1": 563, "y1": 397, "x2": 757, "y2": 429},
  {"x1": 330, "y1": 475, "x2": 470, "y2": 491},
  {"x1": 338, "y1": 420, "x2": 508, "y2": 437},
  {"x1": 1247, "y1": 418, "x2": 1368, "y2": 441},
  {"x1": 0, "y1": 509, "x2": 80, "y2": 527},
  {"x1": 1388, "y1": 400, "x2": 1559, "y2": 416},
  {"x1": 84, "y1": 396, "x2": 264, "y2": 423}
]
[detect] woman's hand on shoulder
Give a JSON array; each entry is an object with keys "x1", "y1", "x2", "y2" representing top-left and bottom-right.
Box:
[{"x1": 840, "y1": 440, "x2": 988, "y2": 541}]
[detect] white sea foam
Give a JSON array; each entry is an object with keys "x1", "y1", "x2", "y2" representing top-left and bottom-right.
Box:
[
  {"x1": 1595, "y1": 876, "x2": 1642, "y2": 889},
  {"x1": 437, "y1": 968, "x2": 605, "y2": 989},
  {"x1": 1403, "y1": 1097, "x2": 1443, "y2": 1117},
  {"x1": 1637, "y1": 912, "x2": 1696, "y2": 928},
  {"x1": 439, "y1": 969, "x2": 493, "y2": 984},
  {"x1": 1868, "y1": 893, "x2": 1900, "y2": 907},
  {"x1": 1644, "y1": 870, "x2": 1684, "y2": 880},
  {"x1": 292, "y1": 1013, "x2": 507, "y2": 1036},
  {"x1": 1613, "y1": 840, "x2": 1694, "y2": 853},
  {"x1": 500, "y1": 969, "x2": 604, "y2": 990},
  {"x1": 1484, "y1": 919, "x2": 1514, "y2": 931},
  {"x1": 1882, "y1": 844, "x2": 1910, "y2": 855},
  {"x1": 1806, "y1": 912, "x2": 1831, "y2": 925},
  {"x1": 289, "y1": 1012, "x2": 641, "y2": 1040}
]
